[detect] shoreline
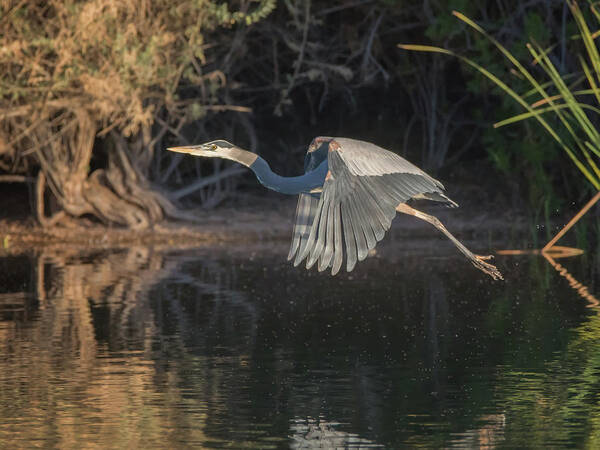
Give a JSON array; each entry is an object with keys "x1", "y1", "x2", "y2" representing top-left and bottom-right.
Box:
[{"x1": 0, "y1": 198, "x2": 527, "y2": 255}]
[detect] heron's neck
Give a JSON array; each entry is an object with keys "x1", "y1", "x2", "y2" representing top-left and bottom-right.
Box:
[
  {"x1": 224, "y1": 146, "x2": 326, "y2": 195},
  {"x1": 251, "y1": 157, "x2": 328, "y2": 195},
  {"x1": 222, "y1": 147, "x2": 325, "y2": 195}
]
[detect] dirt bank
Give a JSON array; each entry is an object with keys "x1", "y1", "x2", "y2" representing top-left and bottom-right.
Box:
[{"x1": 0, "y1": 193, "x2": 525, "y2": 255}]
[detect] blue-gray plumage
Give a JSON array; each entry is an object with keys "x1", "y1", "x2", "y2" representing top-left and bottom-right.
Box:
[
  {"x1": 167, "y1": 137, "x2": 502, "y2": 280},
  {"x1": 250, "y1": 157, "x2": 328, "y2": 195}
]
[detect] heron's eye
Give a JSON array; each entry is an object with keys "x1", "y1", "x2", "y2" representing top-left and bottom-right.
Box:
[{"x1": 210, "y1": 144, "x2": 217, "y2": 150}]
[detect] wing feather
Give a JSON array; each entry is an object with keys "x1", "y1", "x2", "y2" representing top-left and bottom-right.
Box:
[
  {"x1": 368, "y1": 178, "x2": 398, "y2": 223},
  {"x1": 307, "y1": 188, "x2": 331, "y2": 269},
  {"x1": 341, "y1": 201, "x2": 358, "y2": 272},
  {"x1": 318, "y1": 199, "x2": 335, "y2": 271},
  {"x1": 357, "y1": 178, "x2": 390, "y2": 240},
  {"x1": 332, "y1": 204, "x2": 343, "y2": 275},
  {"x1": 297, "y1": 195, "x2": 320, "y2": 262},
  {"x1": 288, "y1": 194, "x2": 317, "y2": 261},
  {"x1": 391, "y1": 177, "x2": 420, "y2": 197},
  {"x1": 295, "y1": 198, "x2": 323, "y2": 266},
  {"x1": 382, "y1": 178, "x2": 413, "y2": 201},
  {"x1": 353, "y1": 188, "x2": 376, "y2": 251},
  {"x1": 287, "y1": 196, "x2": 304, "y2": 260},
  {"x1": 346, "y1": 198, "x2": 369, "y2": 261}
]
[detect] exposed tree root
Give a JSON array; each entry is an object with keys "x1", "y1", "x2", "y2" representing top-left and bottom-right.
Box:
[{"x1": 19, "y1": 107, "x2": 205, "y2": 229}]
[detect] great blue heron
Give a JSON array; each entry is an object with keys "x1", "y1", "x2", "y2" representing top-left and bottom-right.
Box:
[{"x1": 168, "y1": 137, "x2": 503, "y2": 280}]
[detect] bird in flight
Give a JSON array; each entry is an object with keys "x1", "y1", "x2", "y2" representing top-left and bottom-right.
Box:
[{"x1": 168, "y1": 137, "x2": 502, "y2": 280}]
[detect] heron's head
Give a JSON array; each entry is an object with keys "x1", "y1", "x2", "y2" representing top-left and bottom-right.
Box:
[{"x1": 167, "y1": 140, "x2": 236, "y2": 158}]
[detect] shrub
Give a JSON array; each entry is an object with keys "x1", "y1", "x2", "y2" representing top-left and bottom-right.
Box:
[{"x1": 0, "y1": 0, "x2": 275, "y2": 227}]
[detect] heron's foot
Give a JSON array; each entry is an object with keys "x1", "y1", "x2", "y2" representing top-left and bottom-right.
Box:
[{"x1": 472, "y1": 254, "x2": 504, "y2": 281}]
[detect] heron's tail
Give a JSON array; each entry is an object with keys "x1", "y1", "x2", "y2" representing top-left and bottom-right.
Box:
[{"x1": 413, "y1": 192, "x2": 459, "y2": 208}]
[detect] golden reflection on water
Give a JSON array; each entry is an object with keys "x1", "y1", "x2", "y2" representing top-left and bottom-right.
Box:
[
  {"x1": 542, "y1": 252, "x2": 600, "y2": 309},
  {"x1": 498, "y1": 245, "x2": 600, "y2": 308},
  {"x1": 0, "y1": 247, "x2": 222, "y2": 448}
]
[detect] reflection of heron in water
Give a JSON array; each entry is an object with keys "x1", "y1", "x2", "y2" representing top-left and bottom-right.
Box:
[{"x1": 169, "y1": 137, "x2": 502, "y2": 280}]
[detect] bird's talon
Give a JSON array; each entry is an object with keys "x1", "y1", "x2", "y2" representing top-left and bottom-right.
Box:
[{"x1": 472, "y1": 256, "x2": 503, "y2": 281}]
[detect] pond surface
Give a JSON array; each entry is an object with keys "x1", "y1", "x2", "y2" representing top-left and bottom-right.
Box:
[{"x1": 0, "y1": 242, "x2": 599, "y2": 448}]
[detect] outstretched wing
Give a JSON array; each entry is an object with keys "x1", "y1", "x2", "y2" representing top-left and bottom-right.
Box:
[{"x1": 289, "y1": 137, "x2": 449, "y2": 275}]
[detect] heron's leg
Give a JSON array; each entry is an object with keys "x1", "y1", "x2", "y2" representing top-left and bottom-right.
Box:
[{"x1": 396, "y1": 203, "x2": 503, "y2": 280}]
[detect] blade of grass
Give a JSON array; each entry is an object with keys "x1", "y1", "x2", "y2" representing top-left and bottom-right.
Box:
[
  {"x1": 570, "y1": 1, "x2": 600, "y2": 89},
  {"x1": 531, "y1": 88, "x2": 600, "y2": 108},
  {"x1": 579, "y1": 57, "x2": 600, "y2": 105},
  {"x1": 522, "y1": 73, "x2": 580, "y2": 100},
  {"x1": 495, "y1": 102, "x2": 600, "y2": 128},
  {"x1": 591, "y1": 1, "x2": 600, "y2": 22},
  {"x1": 584, "y1": 141, "x2": 600, "y2": 176}
]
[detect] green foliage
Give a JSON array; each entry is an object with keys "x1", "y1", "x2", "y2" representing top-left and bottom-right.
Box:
[{"x1": 403, "y1": 1, "x2": 600, "y2": 213}]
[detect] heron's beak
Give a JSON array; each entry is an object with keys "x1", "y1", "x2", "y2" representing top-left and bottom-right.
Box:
[{"x1": 167, "y1": 145, "x2": 201, "y2": 154}]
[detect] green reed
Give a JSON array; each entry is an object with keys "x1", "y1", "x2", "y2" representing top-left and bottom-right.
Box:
[{"x1": 399, "y1": 1, "x2": 600, "y2": 191}]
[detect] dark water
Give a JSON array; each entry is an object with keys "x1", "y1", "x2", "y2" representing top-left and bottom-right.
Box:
[{"x1": 0, "y1": 242, "x2": 599, "y2": 448}]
